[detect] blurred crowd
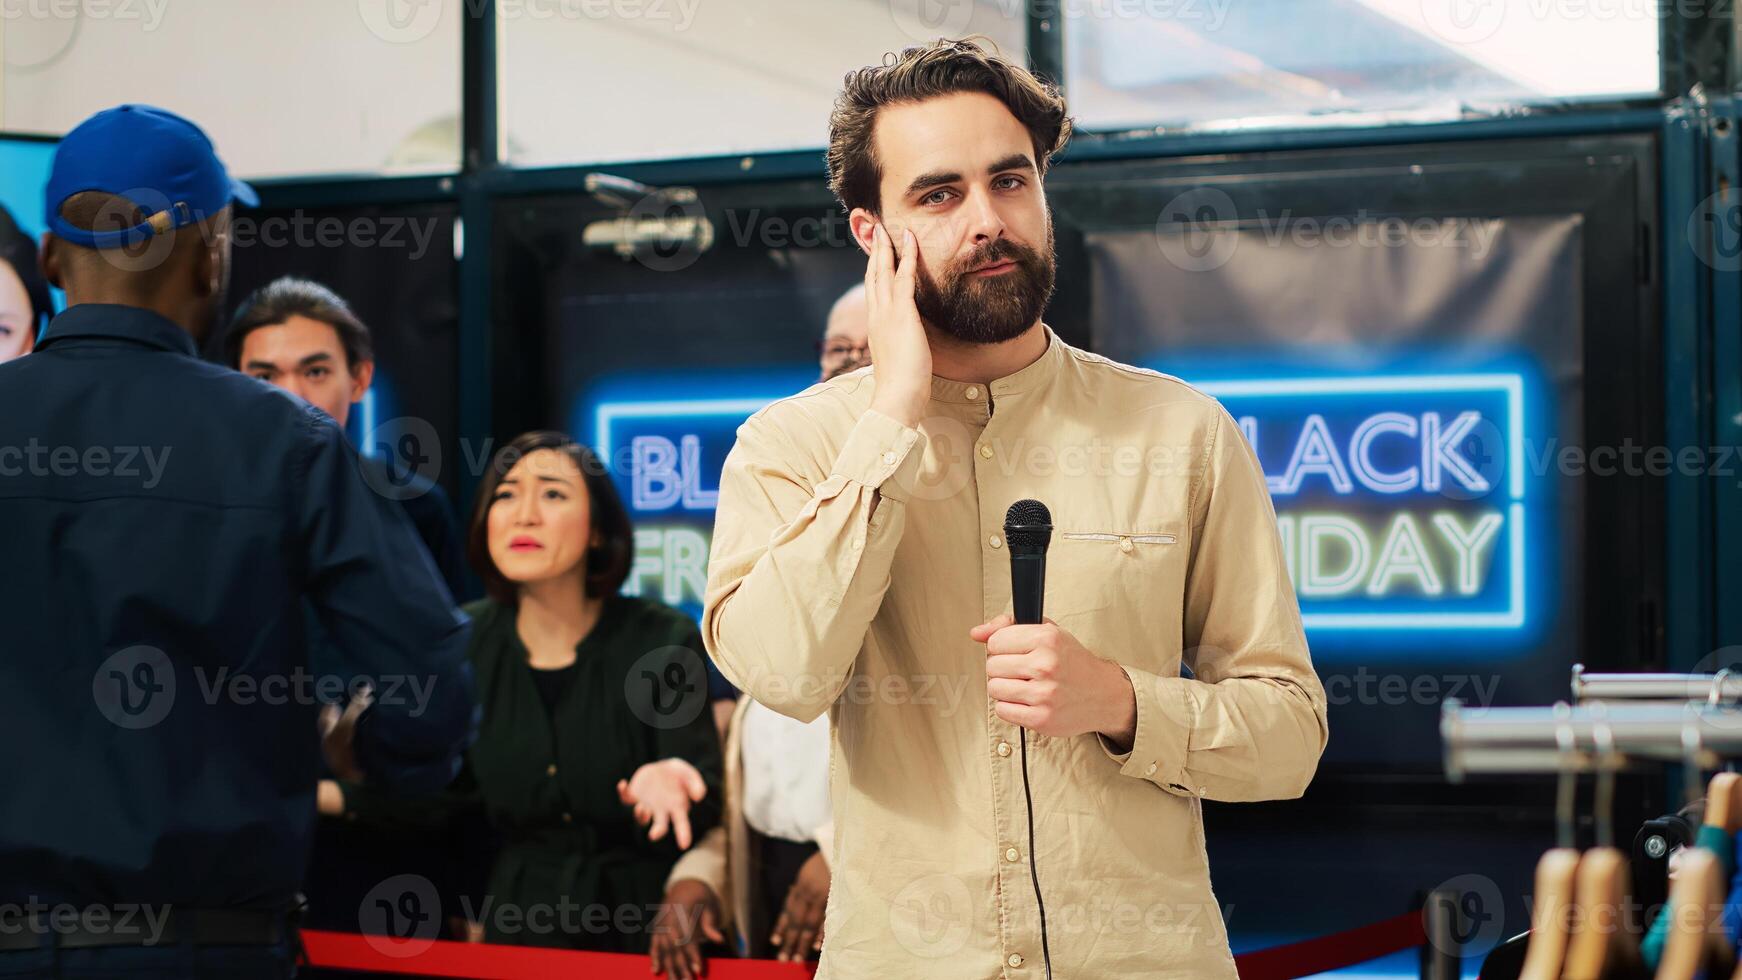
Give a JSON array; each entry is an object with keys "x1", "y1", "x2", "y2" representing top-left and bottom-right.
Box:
[{"x1": 0, "y1": 191, "x2": 869, "y2": 977}]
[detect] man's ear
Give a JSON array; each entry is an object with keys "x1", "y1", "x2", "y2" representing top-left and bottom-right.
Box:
[
  {"x1": 192, "y1": 229, "x2": 219, "y2": 298},
  {"x1": 38, "y1": 234, "x2": 64, "y2": 290},
  {"x1": 349, "y1": 359, "x2": 376, "y2": 403},
  {"x1": 848, "y1": 208, "x2": 882, "y2": 257}
]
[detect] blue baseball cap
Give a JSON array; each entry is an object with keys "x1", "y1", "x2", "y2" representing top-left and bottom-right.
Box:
[{"x1": 44, "y1": 104, "x2": 257, "y2": 250}]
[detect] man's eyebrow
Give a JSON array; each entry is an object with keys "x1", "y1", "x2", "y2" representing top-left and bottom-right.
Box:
[
  {"x1": 243, "y1": 359, "x2": 280, "y2": 373},
  {"x1": 905, "y1": 169, "x2": 962, "y2": 199},
  {"x1": 904, "y1": 154, "x2": 1038, "y2": 199},
  {"x1": 296, "y1": 352, "x2": 335, "y2": 369}
]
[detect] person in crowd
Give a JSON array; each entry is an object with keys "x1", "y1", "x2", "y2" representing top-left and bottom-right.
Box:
[
  {"x1": 0, "y1": 104, "x2": 476, "y2": 978},
  {"x1": 225, "y1": 275, "x2": 466, "y2": 597},
  {"x1": 0, "y1": 204, "x2": 52, "y2": 361},
  {"x1": 817, "y1": 282, "x2": 870, "y2": 381},
  {"x1": 321, "y1": 431, "x2": 723, "y2": 954},
  {"x1": 225, "y1": 276, "x2": 475, "y2": 950},
  {"x1": 649, "y1": 283, "x2": 871, "y2": 978}
]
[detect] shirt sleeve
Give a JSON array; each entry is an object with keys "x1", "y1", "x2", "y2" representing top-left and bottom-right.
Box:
[
  {"x1": 703, "y1": 407, "x2": 925, "y2": 723},
  {"x1": 295, "y1": 406, "x2": 479, "y2": 794},
  {"x1": 1099, "y1": 406, "x2": 1329, "y2": 802}
]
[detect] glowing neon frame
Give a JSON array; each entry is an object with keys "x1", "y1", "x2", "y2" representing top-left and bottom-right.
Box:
[{"x1": 1197, "y1": 373, "x2": 1526, "y2": 631}]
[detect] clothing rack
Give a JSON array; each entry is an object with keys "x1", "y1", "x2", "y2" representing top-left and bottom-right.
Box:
[
  {"x1": 1440, "y1": 700, "x2": 1737, "y2": 781},
  {"x1": 1570, "y1": 664, "x2": 1742, "y2": 704}
]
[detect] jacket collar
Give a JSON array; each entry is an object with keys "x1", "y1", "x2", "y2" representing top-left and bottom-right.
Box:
[{"x1": 36, "y1": 304, "x2": 200, "y2": 358}]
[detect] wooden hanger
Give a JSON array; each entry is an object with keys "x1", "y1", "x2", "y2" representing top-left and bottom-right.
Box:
[
  {"x1": 1520, "y1": 848, "x2": 1582, "y2": 980},
  {"x1": 1564, "y1": 712, "x2": 1643, "y2": 979},
  {"x1": 1659, "y1": 768, "x2": 1742, "y2": 978},
  {"x1": 1708, "y1": 772, "x2": 1742, "y2": 833},
  {"x1": 1563, "y1": 848, "x2": 1644, "y2": 979},
  {"x1": 1659, "y1": 848, "x2": 1731, "y2": 980}
]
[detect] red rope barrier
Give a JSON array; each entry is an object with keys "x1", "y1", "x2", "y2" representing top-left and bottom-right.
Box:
[
  {"x1": 299, "y1": 930, "x2": 815, "y2": 978},
  {"x1": 1233, "y1": 910, "x2": 1428, "y2": 980},
  {"x1": 301, "y1": 909, "x2": 1426, "y2": 980}
]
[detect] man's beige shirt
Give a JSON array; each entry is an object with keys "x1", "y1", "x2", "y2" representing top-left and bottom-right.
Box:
[{"x1": 703, "y1": 324, "x2": 1328, "y2": 978}]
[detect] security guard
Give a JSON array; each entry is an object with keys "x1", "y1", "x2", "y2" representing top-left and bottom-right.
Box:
[{"x1": 0, "y1": 105, "x2": 478, "y2": 978}]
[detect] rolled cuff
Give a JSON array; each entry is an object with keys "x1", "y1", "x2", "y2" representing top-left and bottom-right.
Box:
[
  {"x1": 829, "y1": 409, "x2": 924, "y2": 503},
  {"x1": 1097, "y1": 665, "x2": 1198, "y2": 798}
]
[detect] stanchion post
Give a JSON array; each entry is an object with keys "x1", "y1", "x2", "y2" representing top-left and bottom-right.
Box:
[{"x1": 1419, "y1": 889, "x2": 1462, "y2": 980}]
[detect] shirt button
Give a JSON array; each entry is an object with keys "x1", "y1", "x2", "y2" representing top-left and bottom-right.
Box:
[
  {"x1": 1004, "y1": 846, "x2": 1020, "y2": 863},
  {"x1": 546, "y1": 764, "x2": 558, "y2": 777},
  {"x1": 978, "y1": 444, "x2": 994, "y2": 459},
  {"x1": 881, "y1": 450, "x2": 897, "y2": 465},
  {"x1": 965, "y1": 386, "x2": 980, "y2": 400},
  {"x1": 852, "y1": 536, "x2": 865, "y2": 551},
  {"x1": 1145, "y1": 762, "x2": 1158, "y2": 776},
  {"x1": 996, "y1": 741, "x2": 1012, "y2": 757},
  {"x1": 1008, "y1": 952, "x2": 1025, "y2": 968},
  {"x1": 1119, "y1": 536, "x2": 1134, "y2": 553},
  {"x1": 989, "y1": 534, "x2": 1003, "y2": 549},
  {"x1": 562, "y1": 812, "x2": 573, "y2": 824}
]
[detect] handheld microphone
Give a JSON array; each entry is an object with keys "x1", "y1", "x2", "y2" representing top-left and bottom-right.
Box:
[
  {"x1": 1004, "y1": 499, "x2": 1052, "y2": 626},
  {"x1": 1002, "y1": 499, "x2": 1054, "y2": 979}
]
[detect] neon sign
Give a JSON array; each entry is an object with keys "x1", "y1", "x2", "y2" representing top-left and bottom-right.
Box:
[
  {"x1": 1197, "y1": 374, "x2": 1528, "y2": 631},
  {"x1": 588, "y1": 369, "x2": 1538, "y2": 640}
]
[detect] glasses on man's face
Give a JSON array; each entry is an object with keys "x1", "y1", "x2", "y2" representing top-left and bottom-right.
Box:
[{"x1": 816, "y1": 340, "x2": 871, "y2": 365}]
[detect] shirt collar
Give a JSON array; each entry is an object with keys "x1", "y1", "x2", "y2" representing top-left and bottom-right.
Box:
[
  {"x1": 927, "y1": 322, "x2": 1064, "y2": 405},
  {"x1": 36, "y1": 304, "x2": 200, "y2": 358}
]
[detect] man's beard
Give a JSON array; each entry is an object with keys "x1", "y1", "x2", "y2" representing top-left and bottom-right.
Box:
[{"x1": 913, "y1": 225, "x2": 1055, "y2": 345}]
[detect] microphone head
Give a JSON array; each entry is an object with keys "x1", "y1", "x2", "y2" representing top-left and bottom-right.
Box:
[{"x1": 1003, "y1": 499, "x2": 1052, "y2": 552}]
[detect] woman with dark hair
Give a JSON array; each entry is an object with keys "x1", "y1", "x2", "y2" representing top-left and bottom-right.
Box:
[
  {"x1": 318, "y1": 431, "x2": 723, "y2": 954},
  {"x1": 0, "y1": 204, "x2": 52, "y2": 362}
]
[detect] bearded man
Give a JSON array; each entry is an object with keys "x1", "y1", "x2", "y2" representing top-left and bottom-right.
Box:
[{"x1": 702, "y1": 39, "x2": 1327, "y2": 979}]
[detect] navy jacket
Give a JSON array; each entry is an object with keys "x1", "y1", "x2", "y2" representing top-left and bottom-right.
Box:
[{"x1": 0, "y1": 304, "x2": 477, "y2": 911}]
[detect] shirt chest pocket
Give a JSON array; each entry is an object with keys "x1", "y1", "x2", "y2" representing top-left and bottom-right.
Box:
[{"x1": 1044, "y1": 528, "x2": 1188, "y2": 660}]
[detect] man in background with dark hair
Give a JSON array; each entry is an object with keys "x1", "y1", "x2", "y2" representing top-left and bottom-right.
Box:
[
  {"x1": 0, "y1": 105, "x2": 477, "y2": 978},
  {"x1": 225, "y1": 275, "x2": 479, "y2": 950},
  {"x1": 227, "y1": 275, "x2": 466, "y2": 598}
]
